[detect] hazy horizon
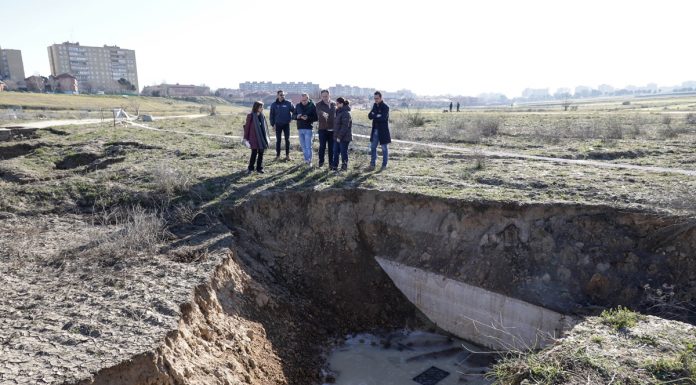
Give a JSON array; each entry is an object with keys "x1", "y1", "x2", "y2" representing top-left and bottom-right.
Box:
[{"x1": 2, "y1": 0, "x2": 694, "y2": 97}]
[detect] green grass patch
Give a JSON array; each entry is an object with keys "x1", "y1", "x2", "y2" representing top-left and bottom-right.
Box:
[{"x1": 600, "y1": 306, "x2": 644, "y2": 331}]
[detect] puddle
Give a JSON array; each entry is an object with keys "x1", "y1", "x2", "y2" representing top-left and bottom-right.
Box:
[{"x1": 323, "y1": 330, "x2": 495, "y2": 385}]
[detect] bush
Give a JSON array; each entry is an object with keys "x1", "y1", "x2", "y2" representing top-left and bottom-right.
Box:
[
  {"x1": 662, "y1": 115, "x2": 672, "y2": 125},
  {"x1": 622, "y1": 101, "x2": 631, "y2": 105},
  {"x1": 686, "y1": 113, "x2": 696, "y2": 125},
  {"x1": 151, "y1": 162, "x2": 194, "y2": 202},
  {"x1": 403, "y1": 110, "x2": 427, "y2": 128},
  {"x1": 600, "y1": 306, "x2": 643, "y2": 330},
  {"x1": 477, "y1": 117, "x2": 500, "y2": 137}
]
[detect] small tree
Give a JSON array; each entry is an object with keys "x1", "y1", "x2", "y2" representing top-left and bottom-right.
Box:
[
  {"x1": 561, "y1": 97, "x2": 572, "y2": 112},
  {"x1": 129, "y1": 99, "x2": 141, "y2": 116}
]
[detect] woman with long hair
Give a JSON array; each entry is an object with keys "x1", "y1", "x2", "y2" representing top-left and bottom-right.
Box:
[{"x1": 243, "y1": 101, "x2": 270, "y2": 174}]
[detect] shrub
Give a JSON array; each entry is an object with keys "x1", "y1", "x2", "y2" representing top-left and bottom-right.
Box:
[
  {"x1": 403, "y1": 110, "x2": 427, "y2": 128},
  {"x1": 477, "y1": 117, "x2": 501, "y2": 137},
  {"x1": 151, "y1": 162, "x2": 194, "y2": 201},
  {"x1": 622, "y1": 101, "x2": 631, "y2": 105},
  {"x1": 662, "y1": 115, "x2": 672, "y2": 125},
  {"x1": 686, "y1": 113, "x2": 696, "y2": 125},
  {"x1": 600, "y1": 306, "x2": 643, "y2": 330}
]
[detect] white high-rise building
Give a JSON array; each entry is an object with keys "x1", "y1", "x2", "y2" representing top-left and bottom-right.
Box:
[{"x1": 48, "y1": 41, "x2": 138, "y2": 93}]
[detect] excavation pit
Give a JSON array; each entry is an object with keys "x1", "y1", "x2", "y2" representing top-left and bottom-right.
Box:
[{"x1": 2, "y1": 189, "x2": 695, "y2": 385}]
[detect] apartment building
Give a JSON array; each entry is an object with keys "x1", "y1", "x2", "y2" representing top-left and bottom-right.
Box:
[
  {"x1": 141, "y1": 83, "x2": 211, "y2": 97},
  {"x1": 0, "y1": 46, "x2": 26, "y2": 83},
  {"x1": 328, "y1": 84, "x2": 376, "y2": 98},
  {"x1": 47, "y1": 42, "x2": 138, "y2": 93},
  {"x1": 239, "y1": 81, "x2": 321, "y2": 96}
]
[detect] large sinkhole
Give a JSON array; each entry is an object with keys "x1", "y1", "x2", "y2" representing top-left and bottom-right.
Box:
[{"x1": 216, "y1": 189, "x2": 696, "y2": 384}]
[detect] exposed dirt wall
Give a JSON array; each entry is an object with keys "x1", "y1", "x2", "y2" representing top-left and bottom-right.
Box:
[
  {"x1": 73, "y1": 189, "x2": 696, "y2": 384},
  {"x1": 225, "y1": 189, "x2": 696, "y2": 315}
]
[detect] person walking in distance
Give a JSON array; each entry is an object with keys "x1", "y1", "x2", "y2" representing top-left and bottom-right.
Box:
[
  {"x1": 243, "y1": 101, "x2": 270, "y2": 174},
  {"x1": 456, "y1": 101, "x2": 460, "y2": 112},
  {"x1": 367, "y1": 91, "x2": 391, "y2": 171},
  {"x1": 269, "y1": 90, "x2": 295, "y2": 161},
  {"x1": 315, "y1": 89, "x2": 336, "y2": 168},
  {"x1": 293, "y1": 93, "x2": 318, "y2": 167},
  {"x1": 331, "y1": 97, "x2": 352, "y2": 171},
  {"x1": 449, "y1": 101, "x2": 453, "y2": 112}
]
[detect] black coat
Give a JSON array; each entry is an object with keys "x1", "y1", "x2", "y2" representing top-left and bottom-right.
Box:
[
  {"x1": 294, "y1": 101, "x2": 318, "y2": 130},
  {"x1": 368, "y1": 101, "x2": 391, "y2": 144},
  {"x1": 333, "y1": 105, "x2": 352, "y2": 142}
]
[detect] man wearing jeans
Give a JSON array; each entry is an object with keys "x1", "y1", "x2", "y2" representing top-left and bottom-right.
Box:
[
  {"x1": 269, "y1": 90, "x2": 295, "y2": 160},
  {"x1": 367, "y1": 91, "x2": 391, "y2": 171},
  {"x1": 293, "y1": 93, "x2": 318, "y2": 167},
  {"x1": 315, "y1": 90, "x2": 336, "y2": 168}
]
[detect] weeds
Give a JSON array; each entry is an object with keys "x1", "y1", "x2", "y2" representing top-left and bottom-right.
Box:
[
  {"x1": 686, "y1": 113, "x2": 696, "y2": 125},
  {"x1": 643, "y1": 343, "x2": 696, "y2": 383},
  {"x1": 402, "y1": 110, "x2": 428, "y2": 128},
  {"x1": 150, "y1": 162, "x2": 195, "y2": 202},
  {"x1": 600, "y1": 306, "x2": 643, "y2": 331},
  {"x1": 79, "y1": 205, "x2": 169, "y2": 261}
]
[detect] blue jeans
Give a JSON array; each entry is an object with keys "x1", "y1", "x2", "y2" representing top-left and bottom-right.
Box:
[
  {"x1": 318, "y1": 130, "x2": 334, "y2": 166},
  {"x1": 298, "y1": 129, "x2": 313, "y2": 163},
  {"x1": 370, "y1": 129, "x2": 388, "y2": 167},
  {"x1": 332, "y1": 140, "x2": 349, "y2": 169}
]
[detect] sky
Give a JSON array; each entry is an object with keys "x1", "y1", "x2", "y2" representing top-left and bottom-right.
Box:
[{"x1": 1, "y1": 0, "x2": 694, "y2": 97}]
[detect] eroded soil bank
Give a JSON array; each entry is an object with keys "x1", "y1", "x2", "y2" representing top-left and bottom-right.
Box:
[{"x1": 5, "y1": 189, "x2": 695, "y2": 385}]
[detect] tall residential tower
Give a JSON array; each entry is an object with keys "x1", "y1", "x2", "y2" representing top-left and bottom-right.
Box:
[
  {"x1": 47, "y1": 42, "x2": 138, "y2": 93},
  {"x1": 0, "y1": 46, "x2": 26, "y2": 83}
]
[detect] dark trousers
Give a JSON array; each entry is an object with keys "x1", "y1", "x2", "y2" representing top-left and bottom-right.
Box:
[
  {"x1": 331, "y1": 140, "x2": 349, "y2": 169},
  {"x1": 318, "y1": 130, "x2": 334, "y2": 166},
  {"x1": 248, "y1": 149, "x2": 264, "y2": 171},
  {"x1": 275, "y1": 123, "x2": 290, "y2": 156}
]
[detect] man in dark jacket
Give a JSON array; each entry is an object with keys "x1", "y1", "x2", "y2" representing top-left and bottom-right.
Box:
[
  {"x1": 315, "y1": 89, "x2": 336, "y2": 167},
  {"x1": 269, "y1": 90, "x2": 295, "y2": 160},
  {"x1": 367, "y1": 91, "x2": 391, "y2": 171},
  {"x1": 293, "y1": 93, "x2": 318, "y2": 167}
]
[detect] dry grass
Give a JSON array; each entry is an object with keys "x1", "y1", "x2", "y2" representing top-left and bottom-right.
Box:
[
  {"x1": 78, "y1": 205, "x2": 169, "y2": 261},
  {"x1": 150, "y1": 161, "x2": 196, "y2": 202}
]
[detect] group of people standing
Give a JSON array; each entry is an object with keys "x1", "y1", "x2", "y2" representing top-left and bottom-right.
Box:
[{"x1": 243, "y1": 89, "x2": 391, "y2": 174}]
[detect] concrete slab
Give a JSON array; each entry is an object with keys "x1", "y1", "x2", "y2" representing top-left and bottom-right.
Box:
[
  {"x1": 376, "y1": 256, "x2": 577, "y2": 350},
  {"x1": 0, "y1": 128, "x2": 11, "y2": 141}
]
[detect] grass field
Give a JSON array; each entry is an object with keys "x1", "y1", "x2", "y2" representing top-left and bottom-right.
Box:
[
  {"x1": 1, "y1": 99, "x2": 694, "y2": 215},
  {"x1": 0, "y1": 92, "x2": 241, "y2": 123}
]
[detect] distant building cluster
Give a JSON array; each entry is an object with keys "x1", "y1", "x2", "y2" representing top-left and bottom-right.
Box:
[
  {"x1": 239, "y1": 81, "x2": 321, "y2": 95},
  {"x1": 328, "y1": 84, "x2": 376, "y2": 98},
  {"x1": 141, "y1": 83, "x2": 211, "y2": 97},
  {"x1": 3, "y1": 41, "x2": 696, "y2": 105},
  {"x1": 0, "y1": 42, "x2": 138, "y2": 94}
]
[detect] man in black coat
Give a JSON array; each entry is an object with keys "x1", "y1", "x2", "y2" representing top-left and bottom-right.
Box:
[{"x1": 367, "y1": 91, "x2": 391, "y2": 171}]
